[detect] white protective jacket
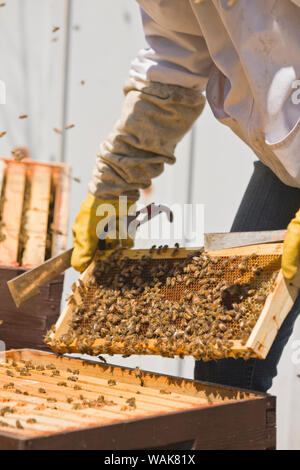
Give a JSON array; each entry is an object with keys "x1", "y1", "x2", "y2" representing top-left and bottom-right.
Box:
[{"x1": 90, "y1": 0, "x2": 300, "y2": 199}]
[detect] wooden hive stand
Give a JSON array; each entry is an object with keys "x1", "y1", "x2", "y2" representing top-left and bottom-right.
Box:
[{"x1": 0, "y1": 158, "x2": 71, "y2": 351}]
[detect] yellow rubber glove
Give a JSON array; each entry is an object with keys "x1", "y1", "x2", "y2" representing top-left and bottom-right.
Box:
[
  {"x1": 71, "y1": 193, "x2": 135, "y2": 272},
  {"x1": 282, "y1": 209, "x2": 300, "y2": 280}
]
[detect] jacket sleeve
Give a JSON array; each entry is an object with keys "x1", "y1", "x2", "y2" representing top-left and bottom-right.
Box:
[
  {"x1": 89, "y1": 4, "x2": 212, "y2": 200},
  {"x1": 130, "y1": 4, "x2": 213, "y2": 90}
]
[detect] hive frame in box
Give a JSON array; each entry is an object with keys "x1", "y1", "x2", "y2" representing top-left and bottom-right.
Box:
[
  {"x1": 0, "y1": 157, "x2": 71, "y2": 268},
  {"x1": 0, "y1": 158, "x2": 70, "y2": 352},
  {"x1": 48, "y1": 243, "x2": 299, "y2": 360},
  {"x1": 0, "y1": 349, "x2": 276, "y2": 450}
]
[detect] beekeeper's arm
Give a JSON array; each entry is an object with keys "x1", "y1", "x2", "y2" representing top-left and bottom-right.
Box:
[
  {"x1": 282, "y1": 211, "x2": 300, "y2": 282},
  {"x1": 71, "y1": 5, "x2": 212, "y2": 272}
]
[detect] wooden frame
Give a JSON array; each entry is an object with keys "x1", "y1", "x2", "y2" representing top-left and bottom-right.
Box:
[
  {"x1": 0, "y1": 349, "x2": 276, "y2": 450},
  {"x1": 0, "y1": 162, "x2": 27, "y2": 267},
  {"x1": 0, "y1": 157, "x2": 71, "y2": 268},
  {"x1": 48, "y1": 243, "x2": 299, "y2": 360},
  {"x1": 207, "y1": 243, "x2": 299, "y2": 358},
  {"x1": 0, "y1": 159, "x2": 6, "y2": 196},
  {"x1": 21, "y1": 165, "x2": 52, "y2": 268},
  {"x1": 51, "y1": 164, "x2": 71, "y2": 257}
]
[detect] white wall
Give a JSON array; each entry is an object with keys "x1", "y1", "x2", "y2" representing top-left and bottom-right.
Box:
[{"x1": 0, "y1": 0, "x2": 66, "y2": 161}]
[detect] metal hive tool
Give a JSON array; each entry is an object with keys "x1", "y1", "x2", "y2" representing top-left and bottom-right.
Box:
[{"x1": 46, "y1": 243, "x2": 298, "y2": 360}]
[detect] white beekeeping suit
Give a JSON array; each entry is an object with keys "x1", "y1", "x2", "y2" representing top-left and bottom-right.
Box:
[
  {"x1": 0, "y1": 0, "x2": 65, "y2": 161},
  {"x1": 90, "y1": 0, "x2": 300, "y2": 199}
]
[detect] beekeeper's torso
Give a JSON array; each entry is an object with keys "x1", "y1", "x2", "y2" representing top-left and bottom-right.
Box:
[{"x1": 131, "y1": 0, "x2": 300, "y2": 187}]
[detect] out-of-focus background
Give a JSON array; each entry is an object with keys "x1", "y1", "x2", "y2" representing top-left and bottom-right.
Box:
[{"x1": 0, "y1": 0, "x2": 299, "y2": 449}]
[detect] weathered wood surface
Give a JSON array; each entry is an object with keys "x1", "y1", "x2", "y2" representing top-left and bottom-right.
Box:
[
  {"x1": 51, "y1": 165, "x2": 71, "y2": 256},
  {"x1": 22, "y1": 165, "x2": 52, "y2": 268},
  {"x1": 0, "y1": 157, "x2": 70, "y2": 267},
  {"x1": 0, "y1": 159, "x2": 6, "y2": 196},
  {"x1": 0, "y1": 163, "x2": 26, "y2": 267}
]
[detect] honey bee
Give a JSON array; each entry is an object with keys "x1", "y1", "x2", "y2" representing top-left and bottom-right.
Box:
[
  {"x1": 126, "y1": 397, "x2": 136, "y2": 409},
  {"x1": 16, "y1": 420, "x2": 24, "y2": 430},
  {"x1": 67, "y1": 376, "x2": 78, "y2": 382},
  {"x1": 254, "y1": 294, "x2": 266, "y2": 304},
  {"x1": 72, "y1": 403, "x2": 83, "y2": 410},
  {"x1": 172, "y1": 243, "x2": 180, "y2": 256},
  {"x1": 27, "y1": 418, "x2": 37, "y2": 424}
]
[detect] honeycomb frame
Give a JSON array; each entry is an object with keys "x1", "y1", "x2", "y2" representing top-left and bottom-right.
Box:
[{"x1": 47, "y1": 243, "x2": 298, "y2": 360}]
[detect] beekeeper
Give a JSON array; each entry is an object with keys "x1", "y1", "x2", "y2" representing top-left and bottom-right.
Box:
[{"x1": 71, "y1": 0, "x2": 300, "y2": 392}]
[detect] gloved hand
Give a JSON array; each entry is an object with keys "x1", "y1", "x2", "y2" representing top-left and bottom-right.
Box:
[
  {"x1": 282, "y1": 209, "x2": 300, "y2": 281},
  {"x1": 71, "y1": 193, "x2": 135, "y2": 273},
  {"x1": 77, "y1": 79, "x2": 205, "y2": 273}
]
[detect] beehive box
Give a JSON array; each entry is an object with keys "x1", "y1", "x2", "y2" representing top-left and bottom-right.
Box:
[
  {"x1": 47, "y1": 242, "x2": 298, "y2": 360},
  {"x1": 0, "y1": 158, "x2": 70, "y2": 350},
  {"x1": 0, "y1": 349, "x2": 276, "y2": 450}
]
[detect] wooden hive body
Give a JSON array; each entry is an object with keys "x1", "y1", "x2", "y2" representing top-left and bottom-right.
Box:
[
  {"x1": 0, "y1": 158, "x2": 70, "y2": 268},
  {"x1": 0, "y1": 158, "x2": 71, "y2": 351},
  {"x1": 48, "y1": 243, "x2": 298, "y2": 360}
]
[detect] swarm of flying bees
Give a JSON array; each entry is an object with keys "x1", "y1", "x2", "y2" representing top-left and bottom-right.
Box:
[{"x1": 46, "y1": 247, "x2": 280, "y2": 361}]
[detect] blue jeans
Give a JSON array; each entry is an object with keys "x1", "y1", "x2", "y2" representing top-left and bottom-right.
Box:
[{"x1": 194, "y1": 161, "x2": 300, "y2": 392}]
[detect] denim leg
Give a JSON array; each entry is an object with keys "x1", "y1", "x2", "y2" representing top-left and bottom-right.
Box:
[{"x1": 194, "y1": 161, "x2": 300, "y2": 392}]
